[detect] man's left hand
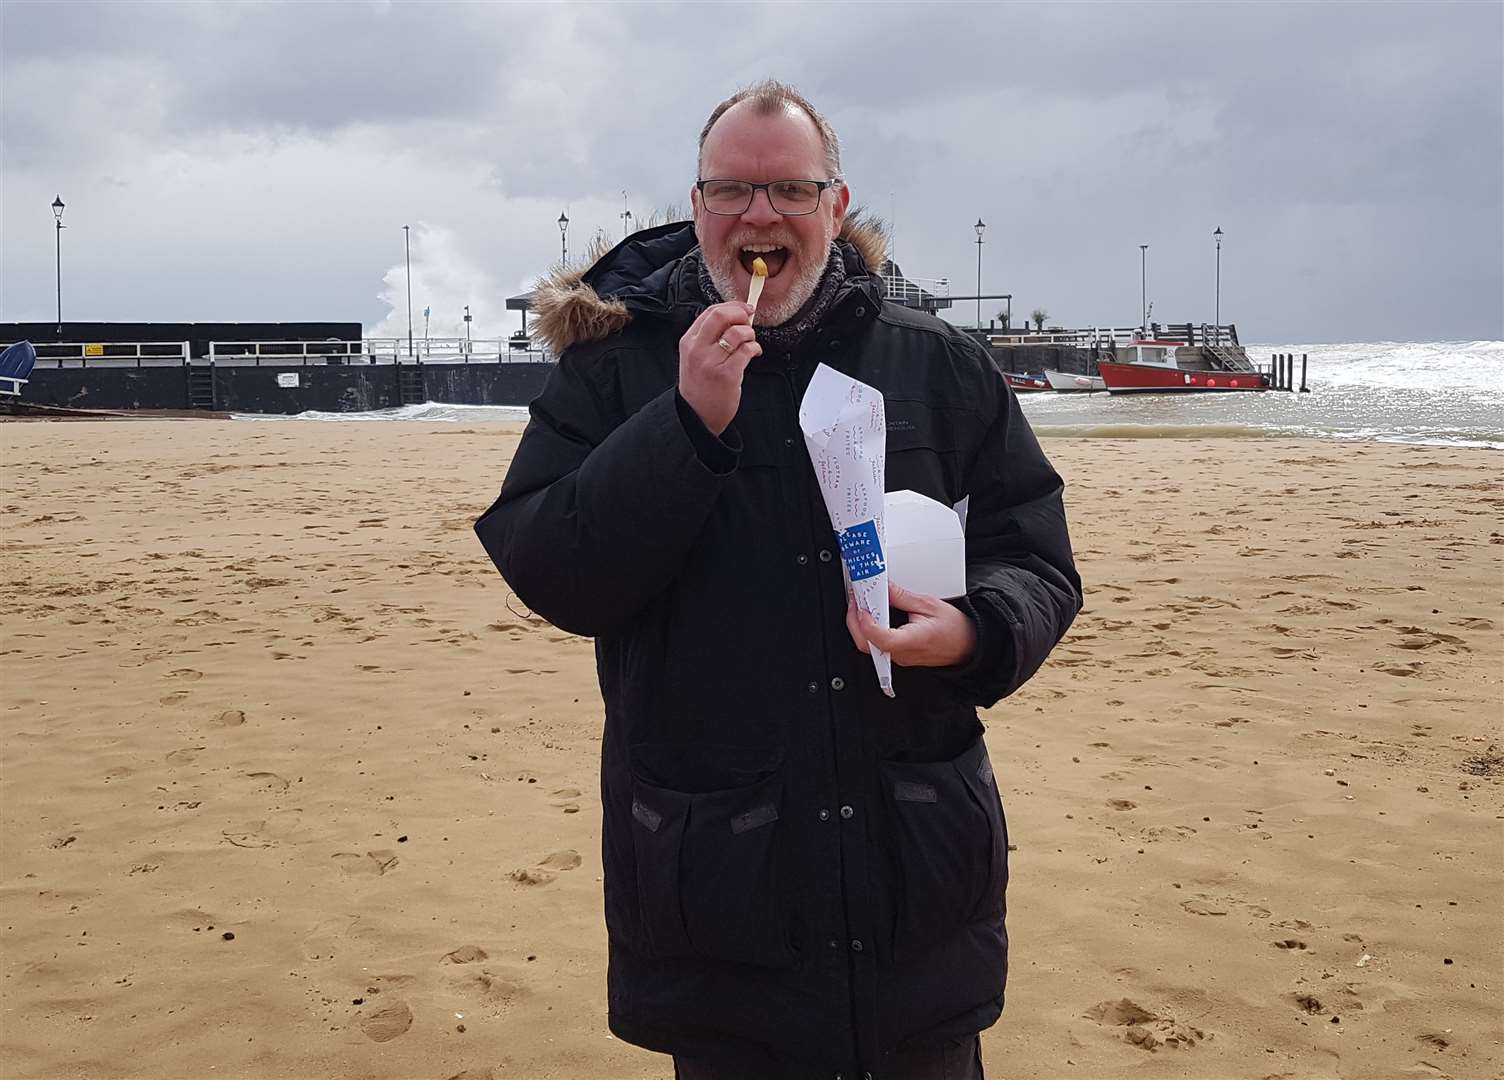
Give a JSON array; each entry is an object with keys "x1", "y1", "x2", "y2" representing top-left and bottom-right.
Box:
[{"x1": 847, "y1": 583, "x2": 977, "y2": 668}]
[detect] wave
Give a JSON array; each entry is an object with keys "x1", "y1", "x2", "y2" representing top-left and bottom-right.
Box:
[
  {"x1": 1033, "y1": 422, "x2": 1272, "y2": 439},
  {"x1": 236, "y1": 402, "x2": 532, "y2": 423}
]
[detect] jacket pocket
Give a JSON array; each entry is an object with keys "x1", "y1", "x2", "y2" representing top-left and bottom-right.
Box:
[
  {"x1": 629, "y1": 749, "x2": 792, "y2": 969},
  {"x1": 879, "y1": 734, "x2": 1007, "y2": 959}
]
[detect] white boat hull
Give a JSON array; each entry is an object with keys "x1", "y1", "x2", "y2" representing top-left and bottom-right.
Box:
[{"x1": 1043, "y1": 369, "x2": 1105, "y2": 392}]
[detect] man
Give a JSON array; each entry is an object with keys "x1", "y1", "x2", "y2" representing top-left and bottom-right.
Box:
[{"x1": 475, "y1": 81, "x2": 1081, "y2": 1080}]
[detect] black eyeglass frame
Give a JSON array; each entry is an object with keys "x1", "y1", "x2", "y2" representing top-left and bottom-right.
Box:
[{"x1": 694, "y1": 178, "x2": 842, "y2": 216}]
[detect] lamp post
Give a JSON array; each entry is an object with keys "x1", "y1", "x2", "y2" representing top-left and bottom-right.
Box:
[
  {"x1": 1139, "y1": 243, "x2": 1149, "y2": 332},
  {"x1": 51, "y1": 196, "x2": 65, "y2": 336},
  {"x1": 974, "y1": 218, "x2": 986, "y2": 330},
  {"x1": 621, "y1": 191, "x2": 633, "y2": 239},
  {"x1": 463, "y1": 304, "x2": 473, "y2": 350},
  {"x1": 1213, "y1": 226, "x2": 1223, "y2": 343},
  {"x1": 403, "y1": 225, "x2": 414, "y2": 359},
  {"x1": 423, "y1": 305, "x2": 430, "y2": 356},
  {"x1": 558, "y1": 211, "x2": 569, "y2": 265}
]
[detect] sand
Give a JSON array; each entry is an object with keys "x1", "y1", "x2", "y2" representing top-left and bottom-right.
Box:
[{"x1": 1, "y1": 419, "x2": 1499, "y2": 1080}]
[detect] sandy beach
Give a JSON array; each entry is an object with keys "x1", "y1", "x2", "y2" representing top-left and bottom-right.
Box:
[{"x1": 1, "y1": 419, "x2": 1499, "y2": 1080}]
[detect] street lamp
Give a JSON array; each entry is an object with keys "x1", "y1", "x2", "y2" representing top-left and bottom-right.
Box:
[
  {"x1": 558, "y1": 211, "x2": 569, "y2": 265},
  {"x1": 463, "y1": 304, "x2": 473, "y2": 350},
  {"x1": 1139, "y1": 243, "x2": 1149, "y2": 332},
  {"x1": 974, "y1": 218, "x2": 986, "y2": 331},
  {"x1": 403, "y1": 225, "x2": 414, "y2": 359},
  {"x1": 1213, "y1": 226, "x2": 1223, "y2": 343},
  {"x1": 621, "y1": 190, "x2": 633, "y2": 239},
  {"x1": 51, "y1": 196, "x2": 65, "y2": 336}
]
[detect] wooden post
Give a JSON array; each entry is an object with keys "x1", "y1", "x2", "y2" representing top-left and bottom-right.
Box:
[{"x1": 1299, "y1": 353, "x2": 1309, "y2": 393}]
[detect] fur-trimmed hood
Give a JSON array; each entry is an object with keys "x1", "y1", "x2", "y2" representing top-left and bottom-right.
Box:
[{"x1": 529, "y1": 212, "x2": 888, "y2": 355}]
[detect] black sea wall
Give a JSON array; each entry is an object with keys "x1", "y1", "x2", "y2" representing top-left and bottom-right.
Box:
[{"x1": 22, "y1": 362, "x2": 556, "y2": 414}]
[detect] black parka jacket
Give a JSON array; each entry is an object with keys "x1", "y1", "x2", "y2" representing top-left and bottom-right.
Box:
[{"x1": 475, "y1": 219, "x2": 1081, "y2": 1077}]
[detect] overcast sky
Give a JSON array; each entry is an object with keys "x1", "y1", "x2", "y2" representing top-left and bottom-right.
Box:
[{"x1": 2, "y1": 0, "x2": 1500, "y2": 343}]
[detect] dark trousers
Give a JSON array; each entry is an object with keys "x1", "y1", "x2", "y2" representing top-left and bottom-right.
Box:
[{"x1": 673, "y1": 1036, "x2": 985, "y2": 1080}]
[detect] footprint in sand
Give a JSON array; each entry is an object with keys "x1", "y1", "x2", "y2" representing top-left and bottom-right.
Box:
[
  {"x1": 359, "y1": 1000, "x2": 412, "y2": 1042},
  {"x1": 1393, "y1": 628, "x2": 1469, "y2": 652},
  {"x1": 446, "y1": 1070, "x2": 499, "y2": 1080},
  {"x1": 469, "y1": 970, "x2": 526, "y2": 1007},
  {"x1": 166, "y1": 745, "x2": 207, "y2": 763},
  {"x1": 443, "y1": 945, "x2": 489, "y2": 964},
  {"x1": 332, "y1": 850, "x2": 400, "y2": 876},
  {"x1": 509, "y1": 868, "x2": 555, "y2": 886},
  {"x1": 538, "y1": 849, "x2": 582, "y2": 871},
  {"x1": 166, "y1": 668, "x2": 203, "y2": 681},
  {"x1": 245, "y1": 771, "x2": 290, "y2": 792},
  {"x1": 1180, "y1": 896, "x2": 1230, "y2": 917},
  {"x1": 1273, "y1": 939, "x2": 1308, "y2": 951},
  {"x1": 222, "y1": 824, "x2": 275, "y2": 849},
  {"x1": 1374, "y1": 661, "x2": 1424, "y2": 677},
  {"x1": 159, "y1": 690, "x2": 191, "y2": 706},
  {"x1": 1084, "y1": 998, "x2": 1206, "y2": 1052},
  {"x1": 550, "y1": 788, "x2": 582, "y2": 814},
  {"x1": 209, "y1": 709, "x2": 246, "y2": 727},
  {"x1": 1107, "y1": 799, "x2": 1137, "y2": 811}
]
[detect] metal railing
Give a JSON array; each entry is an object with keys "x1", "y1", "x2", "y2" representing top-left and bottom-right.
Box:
[
  {"x1": 881, "y1": 273, "x2": 950, "y2": 304},
  {"x1": 204, "y1": 339, "x2": 554, "y2": 365},
  {"x1": 1203, "y1": 339, "x2": 1257, "y2": 372},
  {"x1": 1, "y1": 341, "x2": 191, "y2": 367},
  {"x1": 987, "y1": 323, "x2": 1243, "y2": 349}
]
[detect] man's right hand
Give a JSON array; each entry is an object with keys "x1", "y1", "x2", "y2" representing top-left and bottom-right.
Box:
[{"x1": 679, "y1": 301, "x2": 760, "y2": 436}]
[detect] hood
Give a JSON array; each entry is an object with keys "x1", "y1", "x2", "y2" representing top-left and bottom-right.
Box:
[{"x1": 529, "y1": 211, "x2": 889, "y2": 354}]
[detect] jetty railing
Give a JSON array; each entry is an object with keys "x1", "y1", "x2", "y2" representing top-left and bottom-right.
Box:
[
  {"x1": 2, "y1": 341, "x2": 191, "y2": 367},
  {"x1": 205, "y1": 339, "x2": 554, "y2": 365},
  {"x1": 988, "y1": 323, "x2": 1242, "y2": 349},
  {"x1": 883, "y1": 275, "x2": 951, "y2": 304}
]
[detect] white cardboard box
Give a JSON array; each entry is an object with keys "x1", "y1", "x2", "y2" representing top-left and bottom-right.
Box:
[{"x1": 883, "y1": 489, "x2": 966, "y2": 599}]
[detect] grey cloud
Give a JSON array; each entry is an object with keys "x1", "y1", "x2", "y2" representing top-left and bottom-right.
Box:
[{"x1": 1, "y1": 0, "x2": 1498, "y2": 340}]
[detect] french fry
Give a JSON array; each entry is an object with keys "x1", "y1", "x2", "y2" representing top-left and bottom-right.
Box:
[{"x1": 747, "y1": 256, "x2": 768, "y2": 313}]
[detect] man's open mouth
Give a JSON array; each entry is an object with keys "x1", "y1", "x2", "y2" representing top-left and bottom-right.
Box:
[{"x1": 738, "y1": 244, "x2": 789, "y2": 278}]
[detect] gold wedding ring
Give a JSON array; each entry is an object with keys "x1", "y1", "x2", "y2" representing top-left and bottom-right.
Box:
[{"x1": 717, "y1": 337, "x2": 734, "y2": 354}]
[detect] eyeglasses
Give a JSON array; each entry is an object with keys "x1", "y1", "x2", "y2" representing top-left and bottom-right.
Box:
[{"x1": 695, "y1": 178, "x2": 840, "y2": 217}]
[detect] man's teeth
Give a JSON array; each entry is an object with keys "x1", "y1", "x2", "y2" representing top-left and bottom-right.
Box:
[{"x1": 742, "y1": 244, "x2": 784, "y2": 254}]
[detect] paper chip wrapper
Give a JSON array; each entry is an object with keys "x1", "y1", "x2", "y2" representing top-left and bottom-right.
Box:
[{"x1": 798, "y1": 363, "x2": 893, "y2": 697}]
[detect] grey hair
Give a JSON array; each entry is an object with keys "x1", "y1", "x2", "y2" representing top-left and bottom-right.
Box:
[{"x1": 697, "y1": 80, "x2": 843, "y2": 181}]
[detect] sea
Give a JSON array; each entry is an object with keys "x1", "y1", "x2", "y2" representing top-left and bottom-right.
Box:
[{"x1": 267, "y1": 340, "x2": 1504, "y2": 450}]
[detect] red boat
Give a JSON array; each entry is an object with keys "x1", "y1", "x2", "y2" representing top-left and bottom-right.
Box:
[
  {"x1": 1097, "y1": 340, "x2": 1268, "y2": 394},
  {"x1": 1004, "y1": 372, "x2": 1052, "y2": 393}
]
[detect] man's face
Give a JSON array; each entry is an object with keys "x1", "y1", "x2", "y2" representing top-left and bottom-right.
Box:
[{"x1": 692, "y1": 102, "x2": 850, "y2": 326}]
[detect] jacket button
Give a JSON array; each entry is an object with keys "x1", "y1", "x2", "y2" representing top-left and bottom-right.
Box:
[
  {"x1": 855, "y1": 307, "x2": 866, "y2": 317},
  {"x1": 784, "y1": 436, "x2": 795, "y2": 447},
  {"x1": 850, "y1": 939, "x2": 864, "y2": 952},
  {"x1": 818, "y1": 549, "x2": 833, "y2": 563},
  {"x1": 828, "y1": 938, "x2": 840, "y2": 950},
  {"x1": 797, "y1": 553, "x2": 809, "y2": 565},
  {"x1": 839, "y1": 805, "x2": 854, "y2": 820},
  {"x1": 818, "y1": 809, "x2": 830, "y2": 822},
  {"x1": 807, "y1": 682, "x2": 819, "y2": 694},
  {"x1": 830, "y1": 676, "x2": 845, "y2": 691}
]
